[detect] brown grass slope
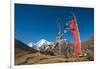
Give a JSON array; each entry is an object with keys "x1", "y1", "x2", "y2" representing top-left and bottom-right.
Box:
[
  {"x1": 15, "y1": 39, "x2": 38, "y2": 53},
  {"x1": 15, "y1": 39, "x2": 38, "y2": 65}
]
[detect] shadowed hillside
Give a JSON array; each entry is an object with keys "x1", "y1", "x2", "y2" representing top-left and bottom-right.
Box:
[
  {"x1": 15, "y1": 39, "x2": 38, "y2": 54},
  {"x1": 15, "y1": 39, "x2": 38, "y2": 65}
]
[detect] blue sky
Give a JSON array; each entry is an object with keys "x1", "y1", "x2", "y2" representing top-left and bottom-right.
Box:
[{"x1": 15, "y1": 4, "x2": 94, "y2": 44}]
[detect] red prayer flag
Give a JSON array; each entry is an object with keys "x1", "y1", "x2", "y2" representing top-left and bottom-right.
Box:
[{"x1": 69, "y1": 13, "x2": 81, "y2": 57}]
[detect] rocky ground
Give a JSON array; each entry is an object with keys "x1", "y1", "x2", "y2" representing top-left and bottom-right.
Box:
[{"x1": 15, "y1": 52, "x2": 90, "y2": 65}]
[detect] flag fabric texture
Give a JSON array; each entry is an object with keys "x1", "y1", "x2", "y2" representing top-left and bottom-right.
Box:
[{"x1": 69, "y1": 13, "x2": 81, "y2": 57}]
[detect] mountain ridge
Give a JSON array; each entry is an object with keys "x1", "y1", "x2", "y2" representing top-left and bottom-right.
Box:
[{"x1": 28, "y1": 39, "x2": 53, "y2": 51}]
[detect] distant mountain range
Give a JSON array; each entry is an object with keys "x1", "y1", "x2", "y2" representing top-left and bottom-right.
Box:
[
  {"x1": 27, "y1": 38, "x2": 72, "y2": 56},
  {"x1": 28, "y1": 39, "x2": 53, "y2": 51}
]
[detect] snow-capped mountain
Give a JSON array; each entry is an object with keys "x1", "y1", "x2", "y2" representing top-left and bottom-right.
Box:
[
  {"x1": 36, "y1": 39, "x2": 52, "y2": 47},
  {"x1": 28, "y1": 39, "x2": 53, "y2": 51},
  {"x1": 28, "y1": 42, "x2": 36, "y2": 48}
]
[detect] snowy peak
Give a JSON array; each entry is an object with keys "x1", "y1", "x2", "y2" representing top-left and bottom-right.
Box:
[
  {"x1": 36, "y1": 39, "x2": 52, "y2": 47},
  {"x1": 28, "y1": 42, "x2": 33, "y2": 47},
  {"x1": 28, "y1": 39, "x2": 53, "y2": 51},
  {"x1": 28, "y1": 42, "x2": 36, "y2": 47}
]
